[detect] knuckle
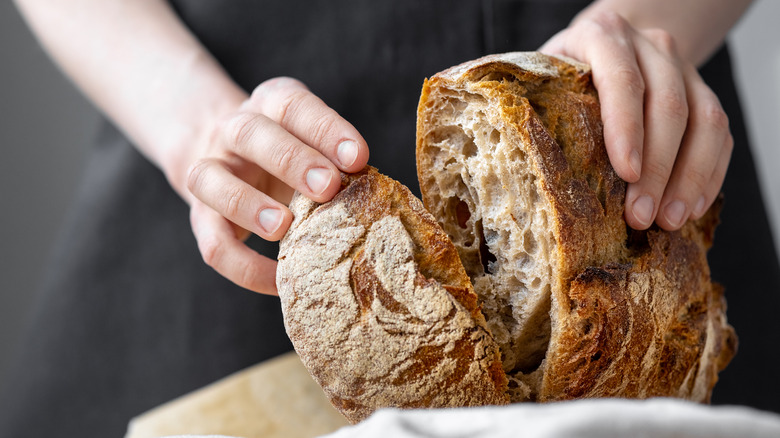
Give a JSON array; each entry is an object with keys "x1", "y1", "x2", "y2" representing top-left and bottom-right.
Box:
[
  {"x1": 699, "y1": 102, "x2": 730, "y2": 132},
  {"x1": 198, "y1": 235, "x2": 222, "y2": 268},
  {"x1": 225, "y1": 113, "x2": 258, "y2": 153},
  {"x1": 250, "y1": 78, "x2": 278, "y2": 102},
  {"x1": 186, "y1": 158, "x2": 212, "y2": 194},
  {"x1": 613, "y1": 66, "x2": 645, "y2": 95},
  {"x1": 682, "y1": 166, "x2": 710, "y2": 193},
  {"x1": 253, "y1": 77, "x2": 310, "y2": 125},
  {"x1": 656, "y1": 88, "x2": 688, "y2": 121},
  {"x1": 645, "y1": 28, "x2": 677, "y2": 55},
  {"x1": 247, "y1": 82, "x2": 272, "y2": 110},
  {"x1": 251, "y1": 77, "x2": 305, "y2": 106},
  {"x1": 260, "y1": 76, "x2": 306, "y2": 92},
  {"x1": 274, "y1": 88, "x2": 309, "y2": 126},
  {"x1": 269, "y1": 138, "x2": 303, "y2": 176},
  {"x1": 603, "y1": 112, "x2": 643, "y2": 154},
  {"x1": 590, "y1": 10, "x2": 630, "y2": 35},
  {"x1": 238, "y1": 260, "x2": 261, "y2": 290},
  {"x1": 308, "y1": 112, "x2": 339, "y2": 148},
  {"x1": 643, "y1": 159, "x2": 674, "y2": 186},
  {"x1": 224, "y1": 185, "x2": 247, "y2": 219}
]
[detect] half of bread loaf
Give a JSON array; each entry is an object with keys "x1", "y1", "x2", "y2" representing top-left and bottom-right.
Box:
[
  {"x1": 416, "y1": 52, "x2": 736, "y2": 402},
  {"x1": 277, "y1": 168, "x2": 508, "y2": 424},
  {"x1": 277, "y1": 52, "x2": 736, "y2": 424}
]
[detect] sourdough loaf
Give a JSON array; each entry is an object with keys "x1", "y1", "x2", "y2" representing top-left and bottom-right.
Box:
[
  {"x1": 416, "y1": 52, "x2": 736, "y2": 402},
  {"x1": 276, "y1": 168, "x2": 508, "y2": 424},
  {"x1": 277, "y1": 52, "x2": 736, "y2": 423}
]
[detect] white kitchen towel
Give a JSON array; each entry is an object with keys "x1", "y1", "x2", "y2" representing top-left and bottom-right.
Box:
[
  {"x1": 322, "y1": 398, "x2": 780, "y2": 438},
  {"x1": 160, "y1": 397, "x2": 780, "y2": 438}
]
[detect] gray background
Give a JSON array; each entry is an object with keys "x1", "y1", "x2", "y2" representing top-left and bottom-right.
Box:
[{"x1": 1, "y1": 1, "x2": 779, "y2": 393}]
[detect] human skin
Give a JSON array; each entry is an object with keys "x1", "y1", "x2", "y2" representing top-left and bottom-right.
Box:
[
  {"x1": 540, "y1": 0, "x2": 752, "y2": 230},
  {"x1": 14, "y1": 0, "x2": 751, "y2": 295}
]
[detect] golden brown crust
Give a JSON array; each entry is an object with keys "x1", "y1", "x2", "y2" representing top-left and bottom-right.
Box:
[
  {"x1": 416, "y1": 52, "x2": 735, "y2": 403},
  {"x1": 278, "y1": 52, "x2": 735, "y2": 422},
  {"x1": 277, "y1": 167, "x2": 507, "y2": 424},
  {"x1": 541, "y1": 209, "x2": 737, "y2": 401}
]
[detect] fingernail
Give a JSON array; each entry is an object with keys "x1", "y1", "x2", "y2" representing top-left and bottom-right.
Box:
[
  {"x1": 664, "y1": 200, "x2": 686, "y2": 228},
  {"x1": 337, "y1": 140, "x2": 359, "y2": 168},
  {"x1": 306, "y1": 167, "x2": 333, "y2": 196},
  {"x1": 694, "y1": 196, "x2": 706, "y2": 216},
  {"x1": 258, "y1": 208, "x2": 283, "y2": 234},
  {"x1": 629, "y1": 150, "x2": 642, "y2": 179},
  {"x1": 632, "y1": 195, "x2": 655, "y2": 227}
]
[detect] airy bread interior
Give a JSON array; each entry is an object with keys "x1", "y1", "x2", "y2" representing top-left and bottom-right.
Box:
[
  {"x1": 418, "y1": 84, "x2": 550, "y2": 400},
  {"x1": 417, "y1": 56, "x2": 624, "y2": 401}
]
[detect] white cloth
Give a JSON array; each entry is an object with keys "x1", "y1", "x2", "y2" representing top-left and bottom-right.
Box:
[
  {"x1": 323, "y1": 398, "x2": 780, "y2": 438},
  {"x1": 163, "y1": 398, "x2": 780, "y2": 438}
]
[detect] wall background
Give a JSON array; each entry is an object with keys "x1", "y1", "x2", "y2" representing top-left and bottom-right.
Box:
[
  {"x1": 1, "y1": 0, "x2": 778, "y2": 395},
  {"x1": 731, "y1": 1, "x2": 780, "y2": 254}
]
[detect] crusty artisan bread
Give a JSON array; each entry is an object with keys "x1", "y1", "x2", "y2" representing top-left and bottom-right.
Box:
[
  {"x1": 276, "y1": 167, "x2": 508, "y2": 424},
  {"x1": 277, "y1": 52, "x2": 736, "y2": 423},
  {"x1": 416, "y1": 51, "x2": 736, "y2": 402}
]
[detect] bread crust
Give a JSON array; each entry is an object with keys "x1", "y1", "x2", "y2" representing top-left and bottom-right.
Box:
[
  {"x1": 416, "y1": 52, "x2": 736, "y2": 403},
  {"x1": 542, "y1": 204, "x2": 737, "y2": 402},
  {"x1": 277, "y1": 52, "x2": 736, "y2": 423},
  {"x1": 277, "y1": 167, "x2": 508, "y2": 424}
]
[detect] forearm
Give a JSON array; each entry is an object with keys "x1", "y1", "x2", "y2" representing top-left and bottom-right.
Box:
[
  {"x1": 13, "y1": 0, "x2": 246, "y2": 198},
  {"x1": 579, "y1": 0, "x2": 754, "y2": 66}
]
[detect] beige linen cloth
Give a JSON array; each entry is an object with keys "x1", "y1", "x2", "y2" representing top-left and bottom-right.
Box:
[{"x1": 126, "y1": 352, "x2": 780, "y2": 438}]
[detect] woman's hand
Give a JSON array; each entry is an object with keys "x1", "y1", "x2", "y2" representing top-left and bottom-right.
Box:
[
  {"x1": 14, "y1": 0, "x2": 370, "y2": 295},
  {"x1": 176, "y1": 77, "x2": 369, "y2": 295},
  {"x1": 540, "y1": 11, "x2": 733, "y2": 231}
]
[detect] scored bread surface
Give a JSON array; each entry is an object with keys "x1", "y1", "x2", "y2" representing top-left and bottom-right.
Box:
[
  {"x1": 416, "y1": 52, "x2": 736, "y2": 402},
  {"x1": 277, "y1": 168, "x2": 508, "y2": 424}
]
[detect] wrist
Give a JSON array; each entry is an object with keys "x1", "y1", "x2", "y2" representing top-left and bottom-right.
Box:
[
  {"x1": 152, "y1": 63, "x2": 248, "y2": 204},
  {"x1": 575, "y1": 0, "x2": 752, "y2": 66}
]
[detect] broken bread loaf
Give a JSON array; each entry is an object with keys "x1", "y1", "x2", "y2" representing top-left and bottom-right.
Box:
[
  {"x1": 416, "y1": 52, "x2": 736, "y2": 402},
  {"x1": 276, "y1": 52, "x2": 736, "y2": 424},
  {"x1": 277, "y1": 167, "x2": 509, "y2": 424}
]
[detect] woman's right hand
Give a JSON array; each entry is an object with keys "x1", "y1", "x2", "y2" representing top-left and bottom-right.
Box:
[
  {"x1": 13, "y1": 1, "x2": 367, "y2": 296},
  {"x1": 174, "y1": 77, "x2": 369, "y2": 295}
]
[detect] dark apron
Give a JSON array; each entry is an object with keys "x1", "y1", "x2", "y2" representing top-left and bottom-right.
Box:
[{"x1": 1, "y1": 1, "x2": 778, "y2": 436}]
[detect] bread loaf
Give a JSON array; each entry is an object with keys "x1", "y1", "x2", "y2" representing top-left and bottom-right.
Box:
[
  {"x1": 277, "y1": 52, "x2": 736, "y2": 423},
  {"x1": 277, "y1": 168, "x2": 509, "y2": 424}
]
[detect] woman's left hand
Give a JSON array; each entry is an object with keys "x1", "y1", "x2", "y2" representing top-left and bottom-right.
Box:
[{"x1": 540, "y1": 11, "x2": 733, "y2": 231}]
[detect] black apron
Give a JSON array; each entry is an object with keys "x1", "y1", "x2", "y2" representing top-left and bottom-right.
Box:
[{"x1": 1, "y1": 1, "x2": 778, "y2": 436}]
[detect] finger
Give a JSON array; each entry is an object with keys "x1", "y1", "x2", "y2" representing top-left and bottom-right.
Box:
[
  {"x1": 187, "y1": 157, "x2": 292, "y2": 241},
  {"x1": 190, "y1": 202, "x2": 279, "y2": 295},
  {"x1": 657, "y1": 66, "x2": 730, "y2": 229},
  {"x1": 623, "y1": 29, "x2": 690, "y2": 230},
  {"x1": 246, "y1": 77, "x2": 369, "y2": 172},
  {"x1": 537, "y1": 27, "x2": 567, "y2": 54},
  {"x1": 692, "y1": 131, "x2": 733, "y2": 220},
  {"x1": 221, "y1": 111, "x2": 341, "y2": 203},
  {"x1": 541, "y1": 12, "x2": 645, "y2": 183}
]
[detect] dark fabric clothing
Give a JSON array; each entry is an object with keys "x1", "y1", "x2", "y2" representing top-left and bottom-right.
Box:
[
  {"x1": 1, "y1": 1, "x2": 778, "y2": 437},
  {"x1": 701, "y1": 47, "x2": 780, "y2": 409}
]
